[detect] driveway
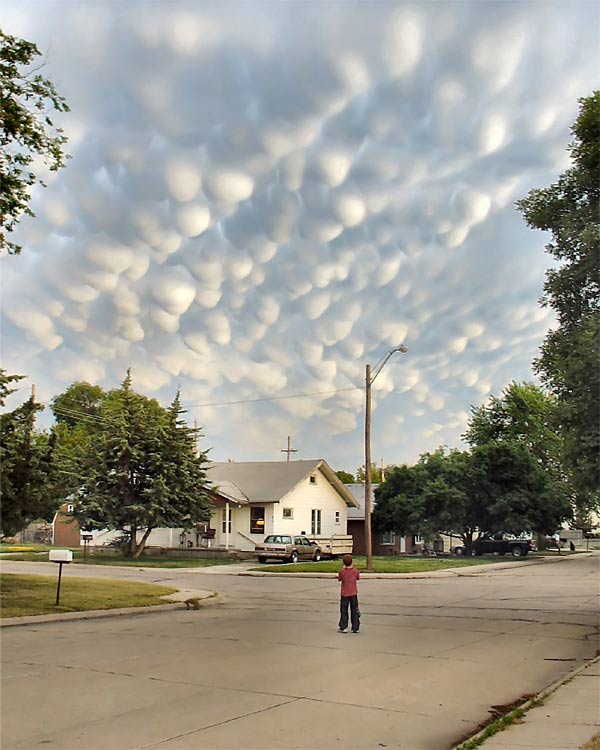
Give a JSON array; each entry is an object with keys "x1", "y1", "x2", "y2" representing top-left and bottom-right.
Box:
[{"x1": 1, "y1": 554, "x2": 598, "y2": 749}]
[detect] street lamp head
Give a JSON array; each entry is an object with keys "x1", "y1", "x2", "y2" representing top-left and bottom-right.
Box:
[{"x1": 397, "y1": 345, "x2": 408, "y2": 353}]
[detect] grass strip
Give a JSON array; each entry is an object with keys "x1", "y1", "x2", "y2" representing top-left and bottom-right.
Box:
[
  {"x1": 1, "y1": 550, "x2": 238, "y2": 568},
  {"x1": 252, "y1": 556, "x2": 510, "y2": 574},
  {"x1": 1, "y1": 573, "x2": 177, "y2": 617}
]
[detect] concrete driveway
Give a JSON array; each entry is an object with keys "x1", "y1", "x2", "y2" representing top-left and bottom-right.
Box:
[{"x1": 1, "y1": 554, "x2": 598, "y2": 749}]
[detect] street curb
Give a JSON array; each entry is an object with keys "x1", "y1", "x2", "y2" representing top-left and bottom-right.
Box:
[
  {"x1": 0, "y1": 592, "x2": 220, "y2": 628},
  {"x1": 450, "y1": 654, "x2": 600, "y2": 750},
  {"x1": 239, "y1": 553, "x2": 595, "y2": 579}
]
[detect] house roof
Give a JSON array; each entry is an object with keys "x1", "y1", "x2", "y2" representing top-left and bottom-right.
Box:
[
  {"x1": 207, "y1": 459, "x2": 359, "y2": 507},
  {"x1": 346, "y1": 483, "x2": 380, "y2": 520}
]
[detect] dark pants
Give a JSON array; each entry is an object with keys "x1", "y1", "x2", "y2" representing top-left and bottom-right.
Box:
[{"x1": 339, "y1": 595, "x2": 360, "y2": 631}]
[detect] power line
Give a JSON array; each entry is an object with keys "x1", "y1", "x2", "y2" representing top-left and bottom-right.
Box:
[
  {"x1": 45, "y1": 385, "x2": 363, "y2": 425},
  {"x1": 183, "y1": 386, "x2": 361, "y2": 409}
]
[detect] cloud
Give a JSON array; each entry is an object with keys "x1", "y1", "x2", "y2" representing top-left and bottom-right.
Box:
[{"x1": 1, "y1": 0, "x2": 598, "y2": 471}]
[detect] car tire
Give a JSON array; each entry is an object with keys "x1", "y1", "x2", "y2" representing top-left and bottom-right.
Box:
[
  {"x1": 313, "y1": 550, "x2": 322, "y2": 562},
  {"x1": 511, "y1": 546, "x2": 524, "y2": 557},
  {"x1": 290, "y1": 550, "x2": 299, "y2": 563},
  {"x1": 454, "y1": 546, "x2": 464, "y2": 556},
  {"x1": 258, "y1": 557, "x2": 268, "y2": 563}
]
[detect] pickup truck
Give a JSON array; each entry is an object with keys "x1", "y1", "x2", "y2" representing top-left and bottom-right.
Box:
[{"x1": 455, "y1": 534, "x2": 534, "y2": 557}]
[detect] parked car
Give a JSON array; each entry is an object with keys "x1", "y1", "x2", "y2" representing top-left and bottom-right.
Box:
[
  {"x1": 255, "y1": 535, "x2": 322, "y2": 563},
  {"x1": 454, "y1": 533, "x2": 533, "y2": 557}
]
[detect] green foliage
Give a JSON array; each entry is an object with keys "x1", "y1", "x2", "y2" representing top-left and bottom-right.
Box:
[
  {"x1": 0, "y1": 368, "x2": 24, "y2": 405},
  {"x1": 356, "y1": 463, "x2": 395, "y2": 483},
  {"x1": 1, "y1": 30, "x2": 70, "y2": 254},
  {"x1": 72, "y1": 372, "x2": 211, "y2": 558},
  {"x1": 0, "y1": 372, "x2": 58, "y2": 536},
  {"x1": 335, "y1": 470, "x2": 355, "y2": 484},
  {"x1": 51, "y1": 381, "x2": 106, "y2": 427},
  {"x1": 516, "y1": 92, "x2": 600, "y2": 497},
  {"x1": 464, "y1": 382, "x2": 561, "y2": 466},
  {"x1": 373, "y1": 444, "x2": 571, "y2": 546}
]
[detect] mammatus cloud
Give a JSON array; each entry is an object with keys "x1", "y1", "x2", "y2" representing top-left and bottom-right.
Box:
[{"x1": 1, "y1": 1, "x2": 598, "y2": 470}]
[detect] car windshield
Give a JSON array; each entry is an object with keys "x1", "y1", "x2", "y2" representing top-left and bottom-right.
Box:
[{"x1": 264, "y1": 535, "x2": 291, "y2": 544}]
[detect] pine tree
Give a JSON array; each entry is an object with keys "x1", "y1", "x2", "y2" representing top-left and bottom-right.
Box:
[{"x1": 75, "y1": 372, "x2": 211, "y2": 557}]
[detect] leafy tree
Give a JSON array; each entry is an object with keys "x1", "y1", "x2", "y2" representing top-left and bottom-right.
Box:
[
  {"x1": 517, "y1": 92, "x2": 600, "y2": 497},
  {"x1": 73, "y1": 372, "x2": 211, "y2": 558},
  {"x1": 373, "y1": 445, "x2": 571, "y2": 550},
  {"x1": 464, "y1": 382, "x2": 561, "y2": 468},
  {"x1": 51, "y1": 381, "x2": 106, "y2": 427},
  {"x1": 356, "y1": 463, "x2": 396, "y2": 483},
  {"x1": 335, "y1": 470, "x2": 355, "y2": 484},
  {"x1": 0, "y1": 373, "x2": 57, "y2": 536},
  {"x1": 1, "y1": 30, "x2": 70, "y2": 254}
]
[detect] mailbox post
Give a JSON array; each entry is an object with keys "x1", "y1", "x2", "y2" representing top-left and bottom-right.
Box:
[
  {"x1": 49, "y1": 550, "x2": 73, "y2": 605},
  {"x1": 81, "y1": 533, "x2": 93, "y2": 561}
]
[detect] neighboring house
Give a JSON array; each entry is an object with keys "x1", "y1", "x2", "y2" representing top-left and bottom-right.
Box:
[
  {"x1": 52, "y1": 503, "x2": 81, "y2": 547},
  {"x1": 346, "y1": 484, "x2": 413, "y2": 555},
  {"x1": 205, "y1": 459, "x2": 359, "y2": 552},
  {"x1": 67, "y1": 458, "x2": 357, "y2": 554}
]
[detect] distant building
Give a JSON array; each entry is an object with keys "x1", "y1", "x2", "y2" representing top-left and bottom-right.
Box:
[
  {"x1": 345, "y1": 484, "x2": 413, "y2": 555},
  {"x1": 51, "y1": 502, "x2": 81, "y2": 547}
]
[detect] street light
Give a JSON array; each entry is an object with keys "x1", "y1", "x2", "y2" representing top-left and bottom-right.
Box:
[{"x1": 364, "y1": 345, "x2": 408, "y2": 572}]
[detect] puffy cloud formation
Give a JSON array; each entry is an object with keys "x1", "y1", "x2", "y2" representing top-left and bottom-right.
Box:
[{"x1": 1, "y1": 1, "x2": 598, "y2": 470}]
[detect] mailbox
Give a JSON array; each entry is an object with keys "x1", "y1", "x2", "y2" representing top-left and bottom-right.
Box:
[{"x1": 49, "y1": 549, "x2": 73, "y2": 563}]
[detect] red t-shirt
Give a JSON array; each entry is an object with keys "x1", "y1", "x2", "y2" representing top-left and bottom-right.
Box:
[{"x1": 338, "y1": 566, "x2": 360, "y2": 597}]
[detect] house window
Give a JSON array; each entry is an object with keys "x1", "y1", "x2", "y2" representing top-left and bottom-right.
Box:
[
  {"x1": 250, "y1": 507, "x2": 265, "y2": 534},
  {"x1": 334, "y1": 511, "x2": 340, "y2": 524},
  {"x1": 309, "y1": 474, "x2": 317, "y2": 484},
  {"x1": 282, "y1": 508, "x2": 293, "y2": 519},
  {"x1": 221, "y1": 509, "x2": 231, "y2": 534},
  {"x1": 413, "y1": 534, "x2": 423, "y2": 543},
  {"x1": 67, "y1": 504, "x2": 74, "y2": 513},
  {"x1": 311, "y1": 509, "x2": 321, "y2": 535},
  {"x1": 381, "y1": 531, "x2": 396, "y2": 545}
]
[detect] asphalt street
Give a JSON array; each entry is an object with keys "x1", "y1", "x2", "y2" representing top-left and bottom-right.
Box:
[{"x1": 1, "y1": 554, "x2": 599, "y2": 749}]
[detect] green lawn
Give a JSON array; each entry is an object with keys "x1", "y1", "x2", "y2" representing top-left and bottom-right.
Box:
[
  {"x1": 1, "y1": 548, "x2": 238, "y2": 568},
  {"x1": 0, "y1": 574, "x2": 177, "y2": 617},
  {"x1": 251, "y1": 555, "x2": 518, "y2": 574}
]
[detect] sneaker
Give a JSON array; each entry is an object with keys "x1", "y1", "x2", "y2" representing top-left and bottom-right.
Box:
[
  {"x1": 351, "y1": 630, "x2": 359, "y2": 633},
  {"x1": 338, "y1": 628, "x2": 347, "y2": 633}
]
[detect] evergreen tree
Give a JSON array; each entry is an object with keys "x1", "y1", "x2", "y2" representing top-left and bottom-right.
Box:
[
  {"x1": 74, "y1": 372, "x2": 211, "y2": 557},
  {"x1": 0, "y1": 372, "x2": 56, "y2": 536}
]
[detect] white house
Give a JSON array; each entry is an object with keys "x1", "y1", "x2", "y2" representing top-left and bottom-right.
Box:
[{"x1": 204, "y1": 459, "x2": 359, "y2": 552}]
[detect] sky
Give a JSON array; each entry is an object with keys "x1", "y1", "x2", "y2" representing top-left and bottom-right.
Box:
[{"x1": 1, "y1": 1, "x2": 598, "y2": 474}]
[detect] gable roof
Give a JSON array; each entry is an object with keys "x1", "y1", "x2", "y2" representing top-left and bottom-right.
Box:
[
  {"x1": 207, "y1": 459, "x2": 359, "y2": 507},
  {"x1": 346, "y1": 483, "x2": 380, "y2": 520}
]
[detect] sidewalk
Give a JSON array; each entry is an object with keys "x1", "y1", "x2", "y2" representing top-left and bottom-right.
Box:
[{"x1": 455, "y1": 657, "x2": 600, "y2": 750}]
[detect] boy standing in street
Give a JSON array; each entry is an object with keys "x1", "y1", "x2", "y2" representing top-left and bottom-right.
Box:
[{"x1": 338, "y1": 553, "x2": 360, "y2": 633}]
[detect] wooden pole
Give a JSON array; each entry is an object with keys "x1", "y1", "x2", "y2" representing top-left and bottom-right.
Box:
[
  {"x1": 281, "y1": 436, "x2": 297, "y2": 461},
  {"x1": 364, "y1": 364, "x2": 373, "y2": 572}
]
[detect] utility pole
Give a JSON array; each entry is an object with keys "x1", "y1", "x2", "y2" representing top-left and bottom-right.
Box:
[
  {"x1": 364, "y1": 346, "x2": 408, "y2": 572},
  {"x1": 281, "y1": 436, "x2": 297, "y2": 462},
  {"x1": 364, "y1": 364, "x2": 373, "y2": 571}
]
